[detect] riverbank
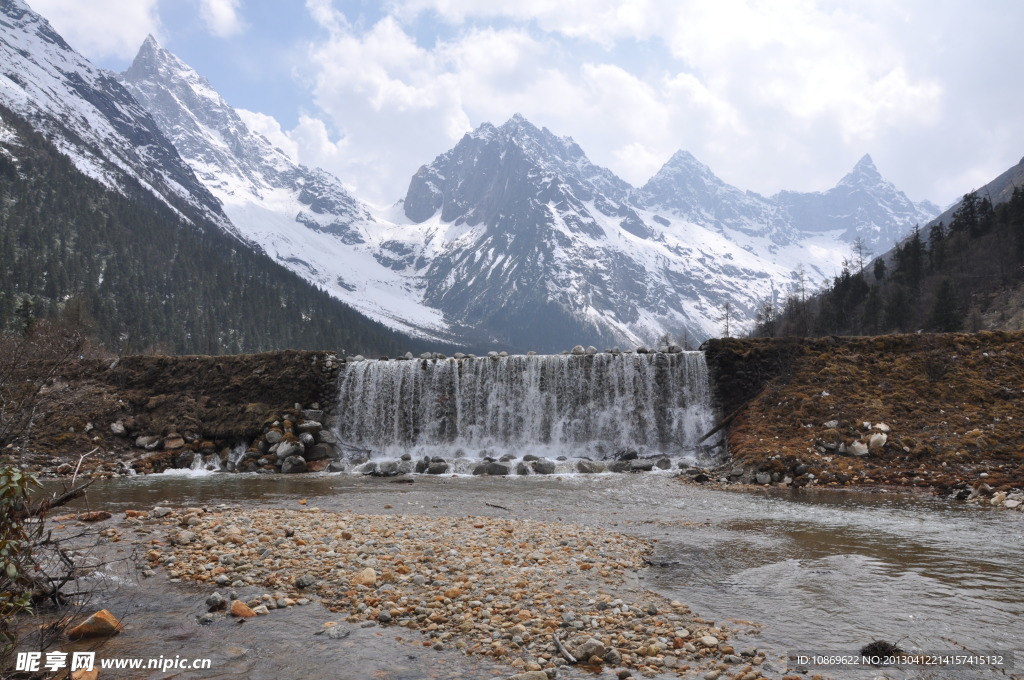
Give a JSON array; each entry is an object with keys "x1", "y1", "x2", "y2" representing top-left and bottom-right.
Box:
[{"x1": 22, "y1": 472, "x2": 1024, "y2": 680}]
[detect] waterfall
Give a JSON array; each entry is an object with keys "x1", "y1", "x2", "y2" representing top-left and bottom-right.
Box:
[{"x1": 334, "y1": 352, "x2": 720, "y2": 467}]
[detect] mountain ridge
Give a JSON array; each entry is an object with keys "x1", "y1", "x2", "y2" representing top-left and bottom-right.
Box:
[{"x1": 1, "y1": 1, "x2": 945, "y2": 351}]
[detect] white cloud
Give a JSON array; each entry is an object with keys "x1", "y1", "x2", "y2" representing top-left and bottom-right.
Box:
[
  {"x1": 289, "y1": 115, "x2": 351, "y2": 171},
  {"x1": 394, "y1": 0, "x2": 662, "y2": 46},
  {"x1": 198, "y1": 0, "x2": 245, "y2": 37},
  {"x1": 28, "y1": 0, "x2": 161, "y2": 60},
  {"x1": 360, "y1": 0, "x2": 962, "y2": 198},
  {"x1": 293, "y1": 0, "x2": 956, "y2": 204}
]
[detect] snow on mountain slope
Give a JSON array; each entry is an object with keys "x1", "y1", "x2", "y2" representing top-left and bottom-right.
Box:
[
  {"x1": 636, "y1": 150, "x2": 787, "y2": 242},
  {"x1": 115, "y1": 36, "x2": 937, "y2": 350},
  {"x1": 119, "y1": 36, "x2": 455, "y2": 343},
  {"x1": 397, "y1": 116, "x2": 782, "y2": 349},
  {"x1": 396, "y1": 115, "x2": 939, "y2": 349},
  {"x1": 638, "y1": 148, "x2": 940, "y2": 296},
  {"x1": 0, "y1": 0, "x2": 231, "y2": 231}
]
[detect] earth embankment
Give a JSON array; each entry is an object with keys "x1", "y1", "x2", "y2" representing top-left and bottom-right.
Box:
[{"x1": 703, "y1": 332, "x2": 1024, "y2": 494}]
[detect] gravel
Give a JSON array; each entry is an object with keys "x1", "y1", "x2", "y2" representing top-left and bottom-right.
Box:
[{"x1": 145, "y1": 505, "x2": 737, "y2": 678}]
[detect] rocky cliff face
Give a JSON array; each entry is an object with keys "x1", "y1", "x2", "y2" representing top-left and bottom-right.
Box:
[
  {"x1": 403, "y1": 115, "x2": 656, "y2": 349},
  {"x1": 121, "y1": 36, "x2": 371, "y2": 240}
]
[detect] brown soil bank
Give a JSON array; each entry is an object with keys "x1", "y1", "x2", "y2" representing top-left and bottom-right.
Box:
[
  {"x1": 17, "y1": 350, "x2": 340, "y2": 476},
  {"x1": 702, "y1": 331, "x2": 1024, "y2": 496}
]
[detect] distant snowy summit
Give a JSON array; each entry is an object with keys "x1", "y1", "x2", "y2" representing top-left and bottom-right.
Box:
[{"x1": 774, "y1": 154, "x2": 940, "y2": 245}]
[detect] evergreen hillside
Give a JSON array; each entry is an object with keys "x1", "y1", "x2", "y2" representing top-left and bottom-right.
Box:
[
  {"x1": 0, "y1": 105, "x2": 425, "y2": 356},
  {"x1": 755, "y1": 180, "x2": 1024, "y2": 337}
]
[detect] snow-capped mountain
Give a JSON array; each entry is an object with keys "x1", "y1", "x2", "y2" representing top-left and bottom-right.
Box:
[
  {"x1": 773, "y1": 153, "x2": 940, "y2": 248},
  {"x1": 399, "y1": 115, "x2": 773, "y2": 348},
  {"x1": 0, "y1": 0, "x2": 230, "y2": 232},
  {"x1": 636, "y1": 150, "x2": 784, "y2": 241},
  {"x1": 119, "y1": 36, "x2": 455, "y2": 343},
  {"x1": 2, "y1": 0, "x2": 940, "y2": 351},
  {"x1": 638, "y1": 150, "x2": 938, "y2": 253},
  {"x1": 397, "y1": 117, "x2": 939, "y2": 349}
]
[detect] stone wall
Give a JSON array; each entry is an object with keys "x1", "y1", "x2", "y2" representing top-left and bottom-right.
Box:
[{"x1": 25, "y1": 350, "x2": 343, "y2": 475}]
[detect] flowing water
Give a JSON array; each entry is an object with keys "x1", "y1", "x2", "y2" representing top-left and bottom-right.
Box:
[
  {"x1": 335, "y1": 352, "x2": 719, "y2": 464},
  {"x1": 34, "y1": 472, "x2": 1023, "y2": 680}
]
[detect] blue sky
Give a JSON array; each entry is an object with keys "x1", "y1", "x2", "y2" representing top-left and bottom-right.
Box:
[{"x1": 28, "y1": 0, "x2": 1024, "y2": 210}]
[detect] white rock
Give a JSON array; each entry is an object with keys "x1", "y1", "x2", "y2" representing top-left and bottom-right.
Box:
[
  {"x1": 867, "y1": 432, "x2": 887, "y2": 450},
  {"x1": 845, "y1": 441, "x2": 870, "y2": 456}
]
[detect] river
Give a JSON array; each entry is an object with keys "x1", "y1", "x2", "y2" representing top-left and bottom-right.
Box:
[{"x1": 27, "y1": 471, "x2": 1023, "y2": 679}]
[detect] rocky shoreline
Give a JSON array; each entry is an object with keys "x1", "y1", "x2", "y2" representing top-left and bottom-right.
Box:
[{"x1": 123, "y1": 503, "x2": 775, "y2": 680}]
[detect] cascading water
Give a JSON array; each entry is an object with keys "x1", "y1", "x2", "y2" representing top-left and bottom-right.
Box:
[{"x1": 334, "y1": 352, "x2": 722, "y2": 473}]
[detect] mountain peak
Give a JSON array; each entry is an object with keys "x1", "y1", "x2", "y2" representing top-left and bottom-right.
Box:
[
  {"x1": 127, "y1": 33, "x2": 188, "y2": 79},
  {"x1": 639, "y1": 149, "x2": 773, "y2": 234},
  {"x1": 853, "y1": 153, "x2": 879, "y2": 174},
  {"x1": 497, "y1": 113, "x2": 545, "y2": 139},
  {"x1": 661, "y1": 150, "x2": 718, "y2": 178},
  {"x1": 840, "y1": 153, "x2": 883, "y2": 186},
  {"x1": 138, "y1": 33, "x2": 164, "y2": 57},
  {"x1": 666, "y1": 149, "x2": 701, "y2": 166}
]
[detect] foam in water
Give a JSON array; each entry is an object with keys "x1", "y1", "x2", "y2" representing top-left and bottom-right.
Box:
[{"x1": 334, "y1": 352, "x2": 721, "y2": 469}]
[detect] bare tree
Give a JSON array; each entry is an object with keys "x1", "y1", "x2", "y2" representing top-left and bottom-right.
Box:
[
  {"x1": 753, "y1": 295, "x2": 778, "y2": 337},
  {"x1": 718, "y1": 300, "x2": 733, "y2": 338},
  {"x1": 1, "y1": 321, "x2": 101, "y2": 670},
  {"x1": 851, "y1": 237, "x2": 873, "y2": 272},
  {"x1": 1, "y1": 322, "x2": 85, "y2": 455},
  {"x1": 676, "y1": 328, "x2": 691, "y2": 351}
]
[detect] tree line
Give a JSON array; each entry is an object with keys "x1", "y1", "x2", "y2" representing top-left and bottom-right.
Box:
[{"x1": 749, "y1": 186, "x2": 1024, "y2": 338}]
